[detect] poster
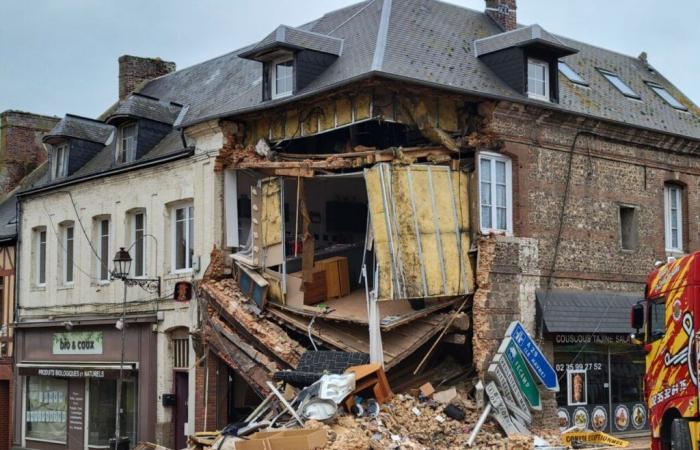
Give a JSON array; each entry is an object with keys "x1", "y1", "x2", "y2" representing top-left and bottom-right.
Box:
[
  {"x1": 567, "y1": 369, "x2": 587, "y2": 406},
  {"x1": 26, "y1": 377, "x2": 68, "y2": 442}
]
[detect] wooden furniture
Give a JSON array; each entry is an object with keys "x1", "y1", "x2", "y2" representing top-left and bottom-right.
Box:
[
  {"x1": 291, "y1": 268, "x2": 327, "y2": 305},
  {"x1": 315, "y1": 256, "x2": 350, "y2": 299},
  {"x1": 342, "y1": 363, "x2": 394, "y2": 411}
]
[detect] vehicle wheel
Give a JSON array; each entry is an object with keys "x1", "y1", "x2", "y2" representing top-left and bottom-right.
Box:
[{"x1": 671, "y1": 418, "x2": 692, "y2": 450}]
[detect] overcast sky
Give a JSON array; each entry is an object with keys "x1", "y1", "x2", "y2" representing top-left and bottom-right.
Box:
[{"x1": 1, "y1": 0, "x2": 698, "y2": 119}]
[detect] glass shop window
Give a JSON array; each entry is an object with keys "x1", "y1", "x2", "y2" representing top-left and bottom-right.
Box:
[
  {"x1": 25, "y1": 376, "x2": 68, "y2": 443},
  {"x1": 88, "y1": 378, "x2": 137, "y2": 447},
  {"x1": 554, "y1": 347, "x2": 608, "y2": 406},
  {"x1": 610, "y1": 348, "x2": 645, "y2": 403}
]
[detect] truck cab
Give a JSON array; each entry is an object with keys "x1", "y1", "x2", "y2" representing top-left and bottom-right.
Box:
[{"x1": 633, "y1": 252, "x2": 700, "y2": 450}]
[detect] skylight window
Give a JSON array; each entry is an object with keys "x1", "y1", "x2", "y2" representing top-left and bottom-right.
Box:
[
  {"x1": 558, "y1": 62, "x2": 587, "y2": 85},
  {"x1": 646, "y1": 82, "x2": 687, "y2": 110},
  {"x1": 598, "y1": 70, "x2": 640, "y2": 99}
]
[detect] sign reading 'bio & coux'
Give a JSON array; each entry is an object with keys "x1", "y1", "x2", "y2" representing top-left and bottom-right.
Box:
[{"x1": 52, "y1": 331, "x2": 103, "y2": 355}]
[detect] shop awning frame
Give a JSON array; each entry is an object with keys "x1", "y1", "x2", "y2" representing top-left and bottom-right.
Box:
[{"x1": 536, "y1": 289, "x2": 643, "y2": 335}]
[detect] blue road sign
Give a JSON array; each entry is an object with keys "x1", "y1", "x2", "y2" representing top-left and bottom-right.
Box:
[{"x1": 506, "y1": 321, "x2": 559, "y2": 392}]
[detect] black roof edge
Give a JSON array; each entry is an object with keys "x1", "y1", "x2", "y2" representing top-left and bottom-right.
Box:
[
  {"x1": 64, "y1": 113, "x2": 107, "y2": 124},
  {"x1": 42, "y1": 134, "x2": 107, "y2": 146},
  {"x1": 17, "y1": 147, "x2": 194, "y2": 198},
  {"x1": 130, "y1": 92, "x2": 184, "y2": 108},
  {"x1": 106, "y1": 114, "x2": 174, "y2": 127},
  {"x1": 180, "y1": 70, "x2": 700, "y2": 145}
]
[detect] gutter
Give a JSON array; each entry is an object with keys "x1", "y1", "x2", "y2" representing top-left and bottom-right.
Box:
[
  {"x1": 179, "y1": 70, "x2": 700, "y2": 145},
  {"x1": 17, "y1": 147, "x2": 194, "y2": 197}
]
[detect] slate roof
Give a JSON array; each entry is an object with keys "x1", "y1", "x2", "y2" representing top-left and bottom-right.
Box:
[
  {"x1": 44, "y1": 114, "x2": 115, "y2": 144},
  {"x1": 0, "y1": 195, "x2": 17, "y2": 241},
  {"x1": 138, "y1": 0, "x2": 700, "y2": 140},
  {"x1": 474, "y1": 24, "x2": 577, "y2": 57},
  {"x1": 106, "y1": 94, "x2": 183, "y2": 125},
  {"x1": 240, "y1": 25, "x2": 344, "y2": 60},
  {"x1": 536, "y1": 289, "x2": 642, "y2": 334}
]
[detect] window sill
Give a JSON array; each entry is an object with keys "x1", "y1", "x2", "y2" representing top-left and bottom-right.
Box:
[
  {"x1": 58, "y1": 284, "x2": 74, "y2": 291},
  {"x1": 30, "y1": 285, "x2": 46, "y2": 292},
  {"x1": 526, "y1": 93, "x2": 550, "y2": 102},
  {"x1": 479, "y1": 228, "x2": 512, "y2": 237},
  {"x1": 271, "y1": 91, "x2": 293, "y2": 100},
  {"x1": 91, "y1": 280, "x2": 111, "y2": 288}
]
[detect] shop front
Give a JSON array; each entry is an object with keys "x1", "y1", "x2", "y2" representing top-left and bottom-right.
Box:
[
  {"x1": 13, "y1": 320, "x2": 156, "y2": 450},
  {"x1": 537, "y1": 290, "x2": 648, "y2": 435}
]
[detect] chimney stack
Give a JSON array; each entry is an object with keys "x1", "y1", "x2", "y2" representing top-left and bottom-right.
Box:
[
  {"x1": 485, "y1": 0, "x2": 517, "y2": 32},
  {"x1": 118, "y1": 55, "x2": 176, "y2": 101}
]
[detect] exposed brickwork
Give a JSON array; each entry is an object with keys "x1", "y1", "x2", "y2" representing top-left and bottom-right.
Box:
[
  {"x1": 485, "y1": 0, "x2": 517, "y2": 32},
  {"x1": 0, "y1": 111, "x2": 58, "y2": 195},
  {"x1": 194, "y1": 350, "x2": 222, "y2": 432},
  {"x1": 118, "y1": 55, "x2": 176, "y2": 101},
  {"x1": 0, "y1": 377, "x2": 10, "y2": 450}
]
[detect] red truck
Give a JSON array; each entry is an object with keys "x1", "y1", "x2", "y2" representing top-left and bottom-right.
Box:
[{"x1": 632, "y1": 252, "x2": 700, "y2": 450}]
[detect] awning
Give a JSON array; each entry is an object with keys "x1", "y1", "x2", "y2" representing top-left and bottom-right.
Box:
[{"x1": 536, "y1": 289, "x2": 643, "y2": 335}]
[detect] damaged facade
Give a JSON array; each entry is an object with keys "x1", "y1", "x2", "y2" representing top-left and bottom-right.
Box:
[{"x1": 8, "y1": 0, "x2": 700, "y2": 446}]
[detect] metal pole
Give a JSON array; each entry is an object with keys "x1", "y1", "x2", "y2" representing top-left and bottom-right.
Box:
[
  {"x1": 467, "y1": 403, "x2": 492, "y2": 447},
  {"x1": 114, "y1": 280, "x2": 127, "y2": 447},
  {"x1": 607, "y1": 345, "x2": 613, "y2": 431}
]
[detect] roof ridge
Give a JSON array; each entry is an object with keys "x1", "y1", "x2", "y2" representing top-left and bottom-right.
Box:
[
  {"x1": 371, "y1": 0, "x2": 392, "y2": 71},
  {"x1": 64, "y1": 114, "x2": 111, "y2": 126},
  {"x1": 327, "y1": 0, "x2": 377, "y2": 36}
]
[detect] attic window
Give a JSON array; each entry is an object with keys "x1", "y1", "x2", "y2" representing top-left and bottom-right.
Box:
[
  {"x1": 598, "y1": 70, "x2": 640, "y2": 99},
  {"x1": 646, "y1": 82, "x2": 687, "y2": 110},
  {"x1": 558, "y1": 62, "x2": 587, "y2": 85},
  {"x1": 527, "y1": 59, "x2": 550, "y2": 101},
  {"x1": 271, "y1": 58, "x2": 293, "y2": 99},
  {"x1": 52, "y1": 143, "x2": 69, "y2": 180},
  {"x1": 116, "y1": 123, "x2": 137, "y2": 163}
]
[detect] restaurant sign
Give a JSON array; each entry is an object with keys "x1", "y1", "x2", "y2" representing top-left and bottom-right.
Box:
[{"x1": 52, "y1": 331, "x2": 103, "y2": 355}]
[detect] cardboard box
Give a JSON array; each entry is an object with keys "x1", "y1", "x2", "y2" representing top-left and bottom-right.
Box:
[{"x1": 235, "y1": 429, "x2": 327, "y2": 450}]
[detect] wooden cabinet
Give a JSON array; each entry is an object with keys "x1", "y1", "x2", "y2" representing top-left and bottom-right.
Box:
[{"x1": 315, "y1": 256, "x2": 350, "y2": 299}]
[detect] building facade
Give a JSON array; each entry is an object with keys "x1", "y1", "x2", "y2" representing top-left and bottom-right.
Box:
[{"x1": 12, "y1": 58, "x2": 224, "y2": 450}]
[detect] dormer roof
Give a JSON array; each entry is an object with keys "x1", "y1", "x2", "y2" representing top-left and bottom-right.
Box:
[
  {"x1": 239, "y1": 25, "x2": 343, "y2": 61},
  {"x1": 43, "y1": 115, "x2": 115, "y2": 145},
  {"x1": 475, "y1": 24, "x2": 578, "y2": 57},
  {"x1": 106, "y1": 93, "x2": 183, "y2": 125}
]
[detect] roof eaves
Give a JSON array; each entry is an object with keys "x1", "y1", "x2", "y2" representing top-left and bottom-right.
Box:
[{"x1": 18, "y1": 148, "x2": 194, "y2": 198}]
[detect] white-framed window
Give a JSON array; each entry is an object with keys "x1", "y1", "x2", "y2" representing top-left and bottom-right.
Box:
[
  {"x1": 116, "y1": 123, "x2": 137, "y2": 164},
  {"x1": 63, "y1": 224, "x2": 74, "y2": 285},
  {"x1": 478, "y1": 152, "x2": 513, "y2": 235},
  {"x1": 527, "y1": 58, "x2": 550, "y2": 101},
  {"x1": 271, "y1": 58, "x2": 293, "y2": 99},
  {"x1": 131, "y1": 212, "x2": 146, "y2": 277},
  {"x1": 664, "y1": 184, "x2": 683, "y2": 252},
  {"x1": 172, "y1": 204, "x2": 194, "y2": 272},
  {"x1": 35, "y1": 228, "x2": 47, "y2": 286},
  {"x1": 96, "y1": 218, "x2": 111, "y2": 281},
  {"x1": 52, "y1": 143, "x2": 69, "y2": 180}
]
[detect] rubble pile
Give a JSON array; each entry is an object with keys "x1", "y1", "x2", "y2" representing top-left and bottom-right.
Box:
[{"x1": 304, "y1": 391, "x2": 553, "y2": 450}]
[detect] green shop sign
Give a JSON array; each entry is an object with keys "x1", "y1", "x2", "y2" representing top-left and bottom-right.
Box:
[
  {"x1": 504, "y1": 339, "x2": 541, "y2": 410},
  {"x1": 52, "y1": 331, "x2": 103, "y2": 355}
]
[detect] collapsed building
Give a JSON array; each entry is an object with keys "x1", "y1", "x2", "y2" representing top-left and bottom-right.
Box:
[{"x1": 9, "y1": 0, "x2": 700, "y2": 445}]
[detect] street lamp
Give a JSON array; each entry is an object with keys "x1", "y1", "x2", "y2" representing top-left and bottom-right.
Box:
[
  {"x1": 112, "y1": 247, "x2": 132, "y2": 280},
  {"x1": 110, "y1": 245, "x2": 161, "y2": 450}
]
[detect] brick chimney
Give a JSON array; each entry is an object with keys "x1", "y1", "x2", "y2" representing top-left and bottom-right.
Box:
[
  {"x1": 485, "y1": 0, "x2": 517, "y2": 32},
  {"x1": 0, "y1": 111, "x2": 59, "y2": 194},
  {"x1": 118, "y1": 55, "x2": 176, "y2": 101}
]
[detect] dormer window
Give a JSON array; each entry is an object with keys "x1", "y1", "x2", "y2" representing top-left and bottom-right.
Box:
[
  {"x1": 52, "y1": 143, "x2": 69, "y2": 180},
  {"x1": 116, "y1": 123, "x2": 137, "y2": 163},
  {"x1": 527, "y1": 58, "x2": 550, "y2": 101},
  {"x1": 271, "y1": 58, "x2": 294, "y2": 99}
]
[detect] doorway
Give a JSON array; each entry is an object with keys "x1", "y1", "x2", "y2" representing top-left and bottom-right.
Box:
[{"x1": 174, "y1": 372, "x2": 189, "y2": 449}]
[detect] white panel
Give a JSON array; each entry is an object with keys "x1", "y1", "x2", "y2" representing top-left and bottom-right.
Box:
[{"x1": 224, "y1": 170, "x2": 239, "y2": 248}]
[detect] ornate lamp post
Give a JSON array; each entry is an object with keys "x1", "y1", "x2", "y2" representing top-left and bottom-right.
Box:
[{"x1": 110, "y1": 247, "x2": 160, "y2": 449}]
